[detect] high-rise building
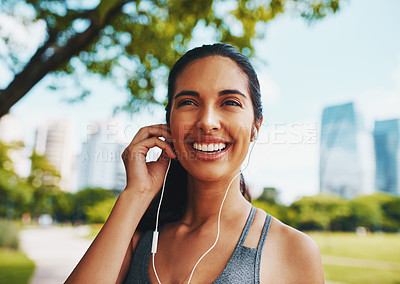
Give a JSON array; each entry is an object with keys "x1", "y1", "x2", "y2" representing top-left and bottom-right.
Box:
[
  {"x1": 34, "y1": 118, "x2": 77, "y2": 192},
  {"x1": 374, "y1": 119, "x2": 400, "y2": 196},
  {"x1": 319, "y1": 102, "x2": 375, "y2": 199},
  {"x1": 77, "y1": 119, "x2": 126, "y2": 191}
]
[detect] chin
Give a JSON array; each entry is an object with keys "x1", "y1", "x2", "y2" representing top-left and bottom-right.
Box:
[{"x1": 181, "y1": 160, "x2": 236, "y2": 183}]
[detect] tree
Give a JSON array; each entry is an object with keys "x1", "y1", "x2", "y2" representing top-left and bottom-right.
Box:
[
  {"x1": 289, "y1": 194, "x2": 349, "y2": 231},
  {"x1": 27, "y1": 150, "x2": 61, "y2": 217},
  {"x1": 252, "y1": 199, "x2": 289, "y2": 224},
  {"x1": 257, "y1": 187, "x2": 279, "y2": 204},
  {"x1": 0, "y1": 141, "x2": 18, "y2": 217},
  {"x1": 73, "y1": 187, "x2": 117, "y2": 222},
  {"x1": 348, "y1": 194, "x2": 384, "y2": 231},
  {"x1": 0, "y1": 0, "x2": 341, "y2": 117},
  {"x1": 0, "y1": 140, "x2": 33, "y2": 218},
  {"x1": 52, "y1": 191, "x2": 75, "y2": 222},
  {"x1": 84, "y1": 197, "x2": 117, "y2": 223},
  {"x1": 349, "y1": 193, "x2": 399, "y2": 232},
  {"x1": 381, "y1": 197, "x2": 400, "y2": 231}
]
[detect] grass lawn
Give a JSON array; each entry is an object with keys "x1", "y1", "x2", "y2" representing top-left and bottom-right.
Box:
[
  {"x1": 309, "y1": 232, "x2": 400, "y2": 263},
  {"x1": 323, "y1": 264, "x2": 400, "y2": 284},
  {"x1": 0, "y1": 249, "x2": 35, "y2": 284},
  {"x1": 308, "y1": 232, "x2": 400, "y2": 284}
]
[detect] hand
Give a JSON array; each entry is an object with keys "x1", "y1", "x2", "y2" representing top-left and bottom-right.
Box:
[{"x1": 121, "y1": 124, "x2": 176, "y2": 198}]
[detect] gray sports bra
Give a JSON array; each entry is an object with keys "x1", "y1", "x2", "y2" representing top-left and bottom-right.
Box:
[{"x1": 124, "y1": 206, "x2": 272, "y2": 283}]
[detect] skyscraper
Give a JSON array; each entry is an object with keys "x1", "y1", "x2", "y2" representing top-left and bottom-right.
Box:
[
  {"x1": 374, "y1": 119, "x2": 400, "y2": 196},
  {"x1": 78, "y1": 119, "x2": 126, "y2": 191},
  {"x1": 34, "y1": 118, "x2": 77, "y2": 192},
  {"x1": 319, "y1": 102, "x2": 375, "y2": 199}
]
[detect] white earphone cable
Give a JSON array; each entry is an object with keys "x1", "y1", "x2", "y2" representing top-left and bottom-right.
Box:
[
  {"x1": 152, "y1": 158, "x2": 171, "y2": 284},
  {"x1": 186, "y1": 139, "x2": 256, "y2": 283},
  {"x1": 152, "y1": 139, "x2": 257, "y2": 284}
]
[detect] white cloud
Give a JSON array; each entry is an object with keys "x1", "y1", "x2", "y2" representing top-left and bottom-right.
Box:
[
  {"x1": 356, "y1": 89, "x2": 400, "y2": 129},
  {"x1": 355, "y1": 54, "x2": 400, "y2": 128}
]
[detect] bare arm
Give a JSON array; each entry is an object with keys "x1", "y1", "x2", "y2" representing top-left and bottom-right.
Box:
[
  {"x1": 65, "y1": 124, "x2": 176, "y2": 284},
  {"x1": 65, "y1": 191, "x2": 151, "y2": 283}
]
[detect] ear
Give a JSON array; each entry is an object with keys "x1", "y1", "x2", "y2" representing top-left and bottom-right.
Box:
[{"x1": 251, "y1": 115, "x2": 263, "y2": 142}]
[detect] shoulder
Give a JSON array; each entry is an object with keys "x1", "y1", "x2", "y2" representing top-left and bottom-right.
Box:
[{"x1": 259, "y1": 213, "x2": 324, "y2": 283}]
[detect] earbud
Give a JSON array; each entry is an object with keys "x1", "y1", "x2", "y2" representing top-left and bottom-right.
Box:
[{"x1": 251, "y1": 129, "x2": 258, "y2": 142}]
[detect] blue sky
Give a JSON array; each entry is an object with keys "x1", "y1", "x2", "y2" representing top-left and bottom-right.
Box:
[
  {"x1": 246, "y1": 0, "x2": 400, "y2": 203},
  {"x1": 3, "y1": 0, "x2": 400, "y2": 203}
]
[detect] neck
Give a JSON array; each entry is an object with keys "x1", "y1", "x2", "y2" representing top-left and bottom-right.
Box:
[{"x1": 182, "y1": 171, "x2": 249, "y2": 227}]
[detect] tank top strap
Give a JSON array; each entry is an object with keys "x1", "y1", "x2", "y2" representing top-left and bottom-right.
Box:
[
  {"x1": 254, "y1": 213, "x2": 272, "y2": 283},
  {"x1": 237, "y1": 206, "x2": 257, "y2": 246}
]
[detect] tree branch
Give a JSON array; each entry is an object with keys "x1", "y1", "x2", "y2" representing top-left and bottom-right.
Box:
[{"x1": 0, "y1": 0, "x2": 129, "y2": 117}]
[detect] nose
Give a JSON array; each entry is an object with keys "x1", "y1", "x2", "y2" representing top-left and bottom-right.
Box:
[{"x1": 196, "y1": 106, "x2": 220, "y2": 134}]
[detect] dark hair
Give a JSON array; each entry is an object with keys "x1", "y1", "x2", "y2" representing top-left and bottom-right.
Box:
[
  {"x1": 137, "y1": 43, "x2": 262, "y2": 232},
  {"x1": 137, "y1": 158, "x2": 187, "y2": 232}
]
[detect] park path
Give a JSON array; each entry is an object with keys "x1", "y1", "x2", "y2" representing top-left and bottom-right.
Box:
[{"x1": 20, "y1": 226, "x2": 92, "y2": 284}]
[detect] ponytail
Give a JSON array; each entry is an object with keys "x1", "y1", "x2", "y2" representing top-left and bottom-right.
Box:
[{"x1": 240, "y1": 173, "x2": 252, "y2": 202}]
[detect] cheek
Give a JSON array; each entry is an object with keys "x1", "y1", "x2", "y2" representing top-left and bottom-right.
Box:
[
  {"x1": 170, "y1": 114, "x2": 192, "y2": 151},
  {"x1": 170, "y1": 107, "x2": 198, "y2": 135},
  {"x1": 223, "y1": 107, "x2": 254, "y2": 137},
  {"x1": 227, "y1": 120, "x2": 253, "y2": 142}
]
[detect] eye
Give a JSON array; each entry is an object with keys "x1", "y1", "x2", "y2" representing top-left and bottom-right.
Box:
[
  {"x1": 177, "y1": 99, "x2": 197, "y2": 107},
  {"x1": 222, "y1": 99, "x2": 242, "y2": 107}
]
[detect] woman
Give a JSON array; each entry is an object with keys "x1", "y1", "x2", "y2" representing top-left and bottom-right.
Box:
[{"x1": 66, "y1": 43, "x2": 324, "y2": 283}]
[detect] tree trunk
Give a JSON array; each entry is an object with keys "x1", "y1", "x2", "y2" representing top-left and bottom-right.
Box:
[{"x1": 0, "y1": 0, "x2": 127, "y2": 118}]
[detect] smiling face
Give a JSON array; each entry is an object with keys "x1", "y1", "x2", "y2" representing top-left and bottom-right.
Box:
[{"x1": 169, "y1": 56, "x2": 259, "y2": 182}]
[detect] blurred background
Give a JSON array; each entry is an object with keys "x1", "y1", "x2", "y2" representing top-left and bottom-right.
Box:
[{"x1": 0, "y1": 0, "x2": 399, "y2": 283}]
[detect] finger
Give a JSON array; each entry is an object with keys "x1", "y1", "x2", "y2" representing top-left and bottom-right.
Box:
[
  {"x1": 130, "y1": 125, "x2": 173, "y2": 146},
  {"x1": 157, "y1": 149, "x2": 171, "y2": 163},
  {"x1": 135, "y1": 137, "x2": 176, "y2": 159},
  {"x1": 146, "y1": 152, "x2": 171, "y2": 184},
  {"x1": 147, "y1": 150, "x2": 170, "y2": 173},
  {"x1": 147, "y1": 124, "x2": 173, "y2": 143}
]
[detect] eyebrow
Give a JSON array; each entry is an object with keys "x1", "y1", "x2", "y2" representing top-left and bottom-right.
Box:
[
  {"x1": 174, "y1": 90, "x2": 199, "y2": 99},
  {"x1": 174, "y1": 89, "x2": 248, "y2": 99},
  {"x1": 219, "y1": 89, "x2": 248, "y2": 99}
]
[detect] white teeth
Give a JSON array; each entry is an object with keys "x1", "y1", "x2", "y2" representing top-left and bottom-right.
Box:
[{"x1": 193, "y1": 142, "x2": 227, "y2": 152}]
